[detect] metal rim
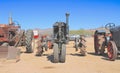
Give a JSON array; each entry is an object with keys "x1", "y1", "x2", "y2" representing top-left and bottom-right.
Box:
[{"x1": 107, "y1": 42, "x2": 113, "y2": 59}]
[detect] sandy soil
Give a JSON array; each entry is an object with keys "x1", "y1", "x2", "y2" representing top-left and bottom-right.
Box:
[{"x1": 0, "y1": 37, "x2": 120, "y2": 73}]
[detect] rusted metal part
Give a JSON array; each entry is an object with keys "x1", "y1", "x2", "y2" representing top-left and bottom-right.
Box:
[
  {"x1": 7, "y1": 46, "x2": 20, "y2": 60},
  {"x1": 0, "y1": 46, "x2": 8, "y2": 58},
  {"x1": 0, "y1": 46, "x2": 20, "y2": 61}
]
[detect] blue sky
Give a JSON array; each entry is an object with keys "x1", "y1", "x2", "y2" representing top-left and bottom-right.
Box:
[{"x1": 0, "y1": 0, "x2": 120, "y2": 30}]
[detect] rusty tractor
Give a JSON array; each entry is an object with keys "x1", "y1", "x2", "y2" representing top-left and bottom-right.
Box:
[
  {"x1": 105, "y1": 23, "x2": 120, "y2": 61},
  {"x1": 93, "y1": 23, "x2": 120, "y2": 61},
  {"x1": 0, "y1": 16, "x2": 33, "y2": 61},
  {"x1": 52, "y1": 13, "x2": 70, "y2": 63}
]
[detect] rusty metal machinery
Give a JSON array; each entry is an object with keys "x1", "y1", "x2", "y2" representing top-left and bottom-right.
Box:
[
  {"x1": 0, "y1": 16, "x2": 33, "y2": 61},
  {"x1": 94, "y1": 23, "x2": 120, "y2": 61},
  {"x1": 105, "y1": 23, "x2": 120, "y2": 61}
]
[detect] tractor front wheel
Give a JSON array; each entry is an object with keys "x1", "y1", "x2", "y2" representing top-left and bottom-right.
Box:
[
  {"x1": 53, "y1": 43, "x2": 59, "y2": 63},
  {"x1": 107, "y1": 41, "x2": 118, "y2": 61},
  {"x1": 60, "y1": 44, "x2": 66, "y2": 63}
]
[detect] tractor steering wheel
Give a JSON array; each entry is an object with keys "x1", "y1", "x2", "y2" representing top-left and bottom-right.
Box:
[
  {"x1": 13, "y1": 21, "x2": 20, "y2": 26},
  {"x1": 105, "y1": 23, "x2": 115, "y2": 29}
]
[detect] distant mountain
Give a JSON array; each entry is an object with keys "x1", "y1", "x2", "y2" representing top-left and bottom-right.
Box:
[
  {"x1": 34, "y1": 28, "x2": 53, "y2": 35},
  {"x1": 89, "y1": 27, "x2": 110, "y2": 33},
  {"x1": 33, "y1": 27, "x2": 109, "y2": 36}
]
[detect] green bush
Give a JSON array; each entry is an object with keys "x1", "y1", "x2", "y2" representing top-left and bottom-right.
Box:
[{"x1": 70, "y1": 29, "x2": 94, "y2": 35}]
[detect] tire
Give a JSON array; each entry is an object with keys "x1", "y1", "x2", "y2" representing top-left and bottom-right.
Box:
[
  {"x1": 60, "y1": 44, "x2": 66, "y2": 63},
  {"x1": 25, "y1": 29, "x2": 33, "y2": 53},
  {"x1": 80, "y1": 42, "x2": 87, "y2": 56},
  {"x1": 107, "y1": 41, "x2": 118, "y2": 61},
  {"x1": 80, "y1": 48, "x2": 86, "y2": 56},
  {"x1": 53, "y1": 43, "x2": 59, "y2": 63},
  {"x1": 94, "y1": 35, "x2": 99, "y2": 54},
  {"x1": 94, "y1": 34, "x2": 105, "y2": 55}
]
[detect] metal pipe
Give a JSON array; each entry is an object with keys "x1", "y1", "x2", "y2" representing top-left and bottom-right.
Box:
[{"x1": 65, "y1": 12, "x2": 70, "y2": 26}]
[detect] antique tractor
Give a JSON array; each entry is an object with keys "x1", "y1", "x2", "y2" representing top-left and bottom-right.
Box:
[
  {"x1": 53, "y1": 13, "x2": 70, "y2": 63},
  {"x1": 94, "y1": 23, "x2": 120, "y2": 61},
  {"x1": 105, "y1": 23, "x2": 120, "y2": 61},
  {"x1": 0, "y1": 16, "x2": 33, "y2": 61}
]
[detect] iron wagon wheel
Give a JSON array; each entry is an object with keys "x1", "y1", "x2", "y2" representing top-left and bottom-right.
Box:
[
  {"x1": 25, "y1": 29, "x2": 33, "y2": 53},
  {"x1": 60, "y1": 44, "x2": 66, "y2": 63},
  {"x1": 94, "y1": 35, "x2": 99, "y2": 54},
  {"x1": 107, "y1": 41, "x2": 118, "y2": 61},
  {"x1": 53, "y1": 43, "x2": 59, "y2": 63}
]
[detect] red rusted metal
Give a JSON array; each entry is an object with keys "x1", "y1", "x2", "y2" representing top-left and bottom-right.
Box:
[{"x1": 0, "y1": 24, "x2": 20, "y2": 44}]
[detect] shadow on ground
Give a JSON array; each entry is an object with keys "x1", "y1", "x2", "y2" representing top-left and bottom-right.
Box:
[
  {"x1": 46, "y1": 54, "x2": 54, "y2": 63},
  {"x1": 101, "y1": 55, "x2": 120, "y2": 61},
  {"x1": 69, "y1": 53, "x2": 86, "y2": 57},
  {"x1": 87, "y1": 52, "x2": 108, "y2": 57}
]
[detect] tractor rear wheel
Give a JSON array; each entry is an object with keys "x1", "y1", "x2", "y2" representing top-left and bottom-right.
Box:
[
  {"x1": 25, "y1": 29, "x2": 33, "y2": 53},
  {"x1": 60, "y1": 44, "x2": 66, "y2": 63},
  {"x1": 100, "y1": 42, "x2": 105, "y2": 55},
  {"x1": 53, "y1": 43, "x2": 59, "y2": 63},
  {"x1": 94, "y1": 35, "x2": 99, "y2": 54},
  {"x1": 107, "y1": 41, "x2": 117, "y2": 61}
]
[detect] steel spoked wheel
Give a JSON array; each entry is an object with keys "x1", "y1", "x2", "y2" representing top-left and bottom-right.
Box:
[
  {"x1": 53, "y1": 43, "x2": 59, "y2": 63},
  {"x1": 107, "y1": 41, "x2": 117, "y2": 61},
  {"x1": 60, "y1": 44, "x2": 66, "y2": 63}
]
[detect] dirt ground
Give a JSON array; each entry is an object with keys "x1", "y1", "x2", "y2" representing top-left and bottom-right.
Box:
[{"x1": 0, "y1": 37, "x2": 120, "y2": 73}]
